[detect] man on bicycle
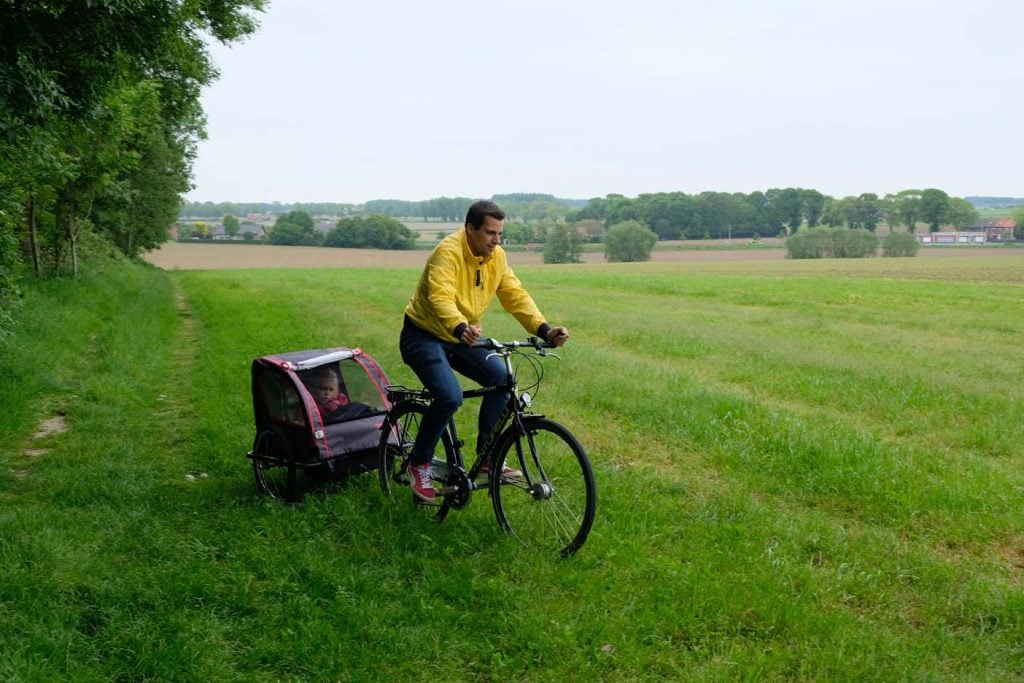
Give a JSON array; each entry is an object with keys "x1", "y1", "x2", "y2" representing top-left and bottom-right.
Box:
[{"x1": 400, "y1": 199, "x2": 569, "y2": 502}]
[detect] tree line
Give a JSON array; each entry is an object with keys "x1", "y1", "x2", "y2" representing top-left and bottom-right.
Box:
[
  {"x1": 184, "y1": 188, "x2": 992, "y2": 247},
  {"x1": 358, "y1": 194, "x2": 586, "y2": 223},
  {"x1": 181, "y1": 194, "x2": 587, "y2": 223},
  {"x1": 566, "y1": 188, "x2": 981, "y2": 241},
  {"x1": 259, "y1": 211, "x2": 417, "y2": 250},
  {"x1": 0, "y1": 1, "x2": 266, "y2": 340}
]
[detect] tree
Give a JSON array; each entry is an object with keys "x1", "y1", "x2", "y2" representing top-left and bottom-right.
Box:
[
  {"x1": 269, "y1": 210, "x2": 321, "y2": 246},
  {"x1": 802, "y1": 189, "x2": 826, "y2": 227},
  {"x1": 602, "y1": 194, "x2": 639, "y2": 227},
  {"x1": 775, "y1": 187, "x2": 804, "y2": 233},
  {"x1": 694, "y1": 192, "x2": 732, "y2": 239},
  {"x1": 920, "y1": 188, "x2": 950, "y2": 232},
  {"x1": 0, "y1": 0, "x2": 266, "y2": 289},
  {"x1": 1012, "y1": 207, "x2": 1024, "y2": 240},
  {"x1": 543, "y1": 224, "x2": 583, "y2": 264},
  {"x1": 325, "y1": 215, "x2": 417, "y2": 249},
  {"x1": 223, "y1": 214, "x2": 240, "y2": 238},
  {"x1": 637, "y1": 192, "x2": 694, "y2": 240},
  {"x1": 502, "y1": 221, "x2": 534, "y2": 246},
  {"x1": 894, "y1": 190, "x2": 922, "y2": 233},
  {"x1": 1, "y1": 1, "x2": 265, "y2": 126},
  {"x1": 91, "y1": 81, "x2": 190, "y2": 258},
  {"x1": 604, "y1": 220, "x2": 657, "y2": 262},
  {"x1": 879, "y1": 194, "x2": 899, "y2": 230},
  {"x1": 848, "y1": 193, "x2": 881, "y2": 231},
  {"x1": 945, "y1": 198, "x2": 978, "y2": 230}
]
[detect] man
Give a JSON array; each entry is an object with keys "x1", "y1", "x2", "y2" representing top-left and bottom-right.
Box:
[{"x1": 400, "y1": 199, "x2": 569, "y2": 501}]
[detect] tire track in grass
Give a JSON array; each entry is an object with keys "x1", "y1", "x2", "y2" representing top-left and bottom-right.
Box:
[
  {"x1": 160, "y1": 278, "x2": 209, "y2": 484},
  {"x1": 12, "y1": 410, "x2": 71, "y2": 479},
  {"x1": 13, "y1": 333, "x2": 89, "y2": 477}
]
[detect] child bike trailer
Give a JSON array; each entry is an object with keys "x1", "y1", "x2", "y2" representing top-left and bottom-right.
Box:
[{"x1": 247, "y1": 346, "x2": 393, "y2": 501}]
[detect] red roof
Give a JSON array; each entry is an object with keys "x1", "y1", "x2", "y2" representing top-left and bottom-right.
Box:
[{"x1": 973, "y1": 217, "x2": 1017, "y2": 229}]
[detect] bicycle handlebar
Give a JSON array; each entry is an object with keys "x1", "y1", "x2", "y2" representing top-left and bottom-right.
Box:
[{"x1": 470, "y1": 336, "x2": 555, "y2": 351}]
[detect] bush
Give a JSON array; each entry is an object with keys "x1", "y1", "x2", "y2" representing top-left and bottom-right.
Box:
[
  {"x1": 882, "y1": 231, "x2": 920, "y2": 257},
  {"x1": 543, "y1": 224, "x2": 584, "y2": 264},
  {"x1": 604, "y1": 220, "x2": 658, "y2": 262},
  {"x1": 785, "y1": 227, "x2": 878, "y2": 259},
  {"x1": 325, "y1": 215, "x2": 417, "y2": 250},
  {"x1": 268, "y1": 221, "x2": 323, "y2": 246},
  {"x1": 267, "y1": 210, "x2": 323, "y2": 246}
]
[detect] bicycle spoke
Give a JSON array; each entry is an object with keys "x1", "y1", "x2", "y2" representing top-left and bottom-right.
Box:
[{"x1": 492, "y1": 418, "x2": 596, "y2": 556}]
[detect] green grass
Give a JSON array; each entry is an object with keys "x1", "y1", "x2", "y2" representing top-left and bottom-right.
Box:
[{"x1": 3, "y1": 254, "x2": 1024, "y2": 680}]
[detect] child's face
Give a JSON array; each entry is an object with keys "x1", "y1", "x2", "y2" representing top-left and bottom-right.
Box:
[{"x1": 310, "y1": 374, "x2": 340, "y2": 402}]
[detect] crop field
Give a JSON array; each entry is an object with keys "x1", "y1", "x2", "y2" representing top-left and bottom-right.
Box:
[
  {"x1": 3, "y1": 248, "x2": 1024, "y2": 679},
  {"x1": 145, "y1": 239, "x2": 1020, "y2": 270}
]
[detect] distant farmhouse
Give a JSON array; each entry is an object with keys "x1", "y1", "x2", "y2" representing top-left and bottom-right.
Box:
[
  {"x1": 971, "y1": 217, "x2": 1016, "y2": 242},
  {"x1": 918, "y1": 217, "x2": 1017, "y2": 244}
]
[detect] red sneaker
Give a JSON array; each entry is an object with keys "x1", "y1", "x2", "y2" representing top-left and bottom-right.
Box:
[
  {"x1": 407, "y1": 462, "x2": 436, "y2": 502},
  {"x1": 476, "y1": 460, "x2": 523, "y2": 482}
]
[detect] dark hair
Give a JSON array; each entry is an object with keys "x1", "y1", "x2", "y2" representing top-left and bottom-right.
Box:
[{"x1": 465, "y1": 200, "x2": 505, "y2": 230}]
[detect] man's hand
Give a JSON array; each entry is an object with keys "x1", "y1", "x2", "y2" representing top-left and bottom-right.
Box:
[
  {"x1": 545, "y1": 326, "x2": 569, "y2": 347},
  {"x1": 460, "y1": 324, "x2": 482, "y2": 345}
]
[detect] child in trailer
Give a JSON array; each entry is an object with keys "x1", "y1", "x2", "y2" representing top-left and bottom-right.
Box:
[{"x1": 302, "y1": 364, "x2": 373, "y2": 423}]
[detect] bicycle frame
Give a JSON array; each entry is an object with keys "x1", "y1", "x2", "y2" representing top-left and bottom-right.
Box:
[{"x1": 389, "y1": 337, "x2": 549, "y2": 487}]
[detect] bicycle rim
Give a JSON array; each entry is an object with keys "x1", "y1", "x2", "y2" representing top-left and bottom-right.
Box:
[
  {"x1": 491, "y1": 418, "x2": 596, "y2": 557},
  {"x1": 377, "y1": 401, "x2": 458, "y2": 521},
  {"x1": 252, "y1": 426, "x2": 299, "y2": 502}
]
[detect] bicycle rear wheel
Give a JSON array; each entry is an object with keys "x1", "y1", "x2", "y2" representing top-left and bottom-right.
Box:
[
  {"x1": 490, "y1": 417, "x2": 596, "y2": 557},
  {"x1": 378, "y1": 401, "x2": 460, "y2": 521}
]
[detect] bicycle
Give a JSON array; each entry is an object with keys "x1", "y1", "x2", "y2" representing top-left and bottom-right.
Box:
[{"x1": 377, "y1": 337, "x2": 597, "y2": 557}]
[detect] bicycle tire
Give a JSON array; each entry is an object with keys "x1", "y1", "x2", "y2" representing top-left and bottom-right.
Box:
[
  {"x1": 490, "y1": 416, "x2": 596, "y2": 557},
  {"x1": 252, "y1": 425, "x2": 301, "y2": 502},
  {"x1": 377, "y1": 400, "x2": 460, "y2": 521}
]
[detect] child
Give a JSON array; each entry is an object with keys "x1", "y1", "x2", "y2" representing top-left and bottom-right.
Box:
[{"x1": 304, "y1": 365, "x2": 351, "y2": 422}]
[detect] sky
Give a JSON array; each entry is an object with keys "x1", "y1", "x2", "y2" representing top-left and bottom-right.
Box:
[{"x1": 185, "y1": 0, "x2": 1024, "y2": 205}]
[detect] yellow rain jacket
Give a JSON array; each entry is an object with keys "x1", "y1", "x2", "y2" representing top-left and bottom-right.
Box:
[{"x1": 404, "y1": 229, "x2": 548, "y2": 343}]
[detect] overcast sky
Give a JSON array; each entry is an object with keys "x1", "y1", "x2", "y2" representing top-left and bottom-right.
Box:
[{"x1": 186, "y1": 0, "x2": 1023, "y2": 204}]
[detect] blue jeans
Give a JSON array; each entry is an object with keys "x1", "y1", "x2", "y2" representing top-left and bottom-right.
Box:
[{"x1": 400, "y1": 319, "x2": 509, "y2": 466}]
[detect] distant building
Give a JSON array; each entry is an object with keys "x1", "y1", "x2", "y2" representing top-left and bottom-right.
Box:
[
  {"x1": 918, "y1": 231, "x2": 986, "y2": 244},
  {"x1": 917, "y1": 217, "x2": 1017, "y2": 244},
  {"x1": 970, "y1": 217, "x2": 1016, "y2": 242}
]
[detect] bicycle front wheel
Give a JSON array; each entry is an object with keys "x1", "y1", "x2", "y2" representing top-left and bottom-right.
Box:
[
  {"x1": 378, "y1": 400, "x2": 460, "y2": 521},
  {"x1": 491, "y1": 417, "x2": 596, "y2": 557}
]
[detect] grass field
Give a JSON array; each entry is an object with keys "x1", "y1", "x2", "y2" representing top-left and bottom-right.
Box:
[{"x1": 3, "y1": 249, "x2": 1024, "y2": 680}]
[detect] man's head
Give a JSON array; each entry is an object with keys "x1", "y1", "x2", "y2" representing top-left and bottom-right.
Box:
[{"x1": 465, "y1": 199, "x2": 505, "y2": 258}]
